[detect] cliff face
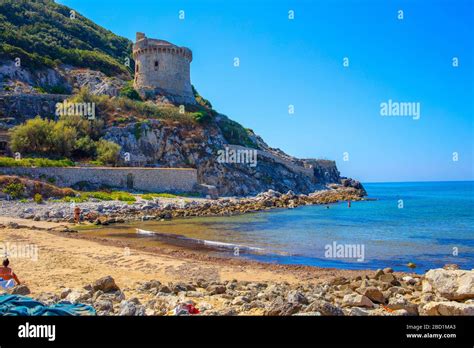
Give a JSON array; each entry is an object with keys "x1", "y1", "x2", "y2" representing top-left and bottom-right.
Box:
[{"x1": 103, "y1": 119, "x2": 353, "y2": 196}]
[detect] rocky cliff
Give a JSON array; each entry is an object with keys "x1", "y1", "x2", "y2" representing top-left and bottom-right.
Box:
[{"x1": 103, "y1": 118, "x2": 361, "y2": 196}]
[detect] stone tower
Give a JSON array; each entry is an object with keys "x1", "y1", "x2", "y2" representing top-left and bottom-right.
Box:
[{"x1": 133, "y1": 32, "x2": 195, "y2": 104}]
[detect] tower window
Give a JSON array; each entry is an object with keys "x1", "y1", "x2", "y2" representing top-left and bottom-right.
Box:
[
  {"x1": 136, "y1": 63, "x2": 139, "y2": 73},
  {"x1": 154, "y1": 60, "x2": 159, "y2": 71}
]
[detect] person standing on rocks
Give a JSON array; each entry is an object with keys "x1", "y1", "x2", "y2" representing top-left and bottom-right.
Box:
[
  {"x1": 74, "y1": 206, "x2": 82, "y2": 224},
  {"x1": 0, "y1": 258, "x2": 21, "y2": 289}
]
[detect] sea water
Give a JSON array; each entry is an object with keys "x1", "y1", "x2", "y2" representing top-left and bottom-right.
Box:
[{"x1": 92, "y1": 181, "x2": 474, "y2": 273}]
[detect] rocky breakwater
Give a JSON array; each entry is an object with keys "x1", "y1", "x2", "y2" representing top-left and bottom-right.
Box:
[
  {"x1": 86, "y1": 183, "x2": 367, "y2": 224},
  {"x1": 1, "y1": 183, "x2": 366, "y2": 224},
  {"x1": 9, "y1": 266, "x2": 472, "y2": 316}
]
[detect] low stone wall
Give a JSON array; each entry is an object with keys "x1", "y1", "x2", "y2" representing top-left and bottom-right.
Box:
[{"x1": 0, "y1": 166, "x2": 198, "y2": 193}]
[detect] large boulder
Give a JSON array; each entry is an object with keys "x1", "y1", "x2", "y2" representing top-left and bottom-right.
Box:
[
  {"x1": 119, "y1": 299, "x2": 146, "y2": 316},
  {"x1": 358, "y1": 286, "x2": 385, "y2": 304},
  {"x1": 422, "y1": 269, "x2": 474, "y2": 300},
  {"x1": 92, "y1": 276, "x2": 120, "y2": 293},
  {"x1": 65, "y1": 290, "x2": 91, "y2": 304},
  {"x1": 306, "y1": 299, "x2": 344, "y2": 316},
  {"x1": 386, "y1": 294, "x2": 418, "y2": 315},
  {"x1": 264, "y1": 297, "x2": 302, "y2": 316},
  {"x1": 419, "y1": 301, "x2": 474, "y2": 316},
  {"x1": 342, "y1": 294, "x2": 374, "y2": 308},
  {"x1": 287, "y1": 290, "x2": 309, "y2": 305},
  {"x1": 206, "y1": 284, "x2": 226, "y2": 295},
  {"x1": 10, "y1": 284, "x2": 31, "y2": 296}
]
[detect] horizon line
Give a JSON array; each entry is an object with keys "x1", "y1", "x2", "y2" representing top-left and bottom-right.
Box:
[{"x1": 362, "y1": 179, "x2": 474, "y2": 184}]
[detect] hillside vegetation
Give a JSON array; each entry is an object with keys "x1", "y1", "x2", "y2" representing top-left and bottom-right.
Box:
[
  {"x1": 6, "y1": 85, "x2": 258, "y2": 165},
  {"x1": 0, "y1": 0, "x2": 133, "y2": 76},
  {"x1": 0, "y1": 0, "x2": 257, "y2": 149}
]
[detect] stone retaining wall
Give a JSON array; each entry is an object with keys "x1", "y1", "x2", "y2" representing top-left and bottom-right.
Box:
[{"x1": 0, "y1": 166, "x2": 198, "y2": 193}]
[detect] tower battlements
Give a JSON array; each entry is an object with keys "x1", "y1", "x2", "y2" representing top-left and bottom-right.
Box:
[{"x1": 133, "y1": 32, "x2": 195, "y2": 105}]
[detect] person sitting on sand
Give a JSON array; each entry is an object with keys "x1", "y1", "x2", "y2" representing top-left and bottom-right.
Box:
[{"x1": 0, "y1": 258, "x2": 21, "y2": 289}]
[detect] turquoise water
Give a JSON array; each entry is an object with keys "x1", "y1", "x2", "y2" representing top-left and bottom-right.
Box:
[
  {"x1": 164, "y1": 181, "x2": 474, "y2": 272},
  {"x1": 95, "y1": 181, "x2": 474, "y2": 273}
]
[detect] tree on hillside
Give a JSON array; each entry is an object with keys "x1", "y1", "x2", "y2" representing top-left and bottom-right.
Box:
[
  {"x1": 51, "y1": 121, "x2": 77, "y2": 157},
  {"x1": 96, "y1": 140, "x2": 121, "y2": 166},
  {"x1": 9, "y1": 116, "x2": 120, "y2": 163},
  {"x1": 9, "y1": 116, "x2": 54, "y2": 155}
]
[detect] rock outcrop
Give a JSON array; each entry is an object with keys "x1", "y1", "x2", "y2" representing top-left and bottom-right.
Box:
[
  {"x1": 104, "y1": 121, "x2": 364, "y2": 196},
  {"x1": 422, "y1": 269, "x2": 474, "y2": 300}
]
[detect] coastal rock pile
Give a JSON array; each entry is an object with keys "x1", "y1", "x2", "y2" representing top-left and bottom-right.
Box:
[
  {"x1": 0, "y1": 186, "x2": 366, "y2": 224},
  {"x1": 141, "y1": 186, "x2": 366, "y2": 220},
  {"x1": 25, "y1": 267, "x2": 473, "y2": 316}
]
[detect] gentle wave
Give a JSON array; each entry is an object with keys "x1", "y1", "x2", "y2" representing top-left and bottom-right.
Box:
[{"x1": 136, "y1": 228, "x2": 265, "y2": 254}]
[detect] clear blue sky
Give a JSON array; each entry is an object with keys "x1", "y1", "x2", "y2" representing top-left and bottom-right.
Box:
[{"x1": 58, "y1": 0, "x2": 473, "y2": 183}]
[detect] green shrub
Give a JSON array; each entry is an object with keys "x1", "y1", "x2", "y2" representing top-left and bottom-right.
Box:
[
  {"x1": 70, "y1": 190, "x2": 136, "y2": 202},
  {"x1": 34, "y1": 193, "x2": 43, "y2": 204},
  {"x1": 0, "y1": 43, "x2": 55, "y2": 70},
  {"x1": 192, "y1": 111, "x2": 212, "y2": 124},
  {"x1": 74, "y1": 136, "x2": 97, "y2": 158},
  {"x1": 33, "y1": 85, "x2": 68, "y2": 94},
  {"x1": 62, "y1": 195, "x2": 88, "y2": 203},
  {"x1": 9, "y1": 116, "x2": 55, "y2": 155},
  {"x1": 111, "y1": 191, "x2": 136, "y2": 202},
  {"x1": 7, "y1": 107, "x2": 110, "y2": 163},
  {"x1": 33, "y1": 86, "x2": 47, "y2": 94},
  {"x1": 68, "y1": 89, "x2": 195, "y2": 124},
  {"x1": 216, "y1": 116, "x2": 258, "y2": 148},
  {"x1": 87, "y1": 160, "x2": 104, "y2": 166},
  {"x1": 58, "y1": 109, "x2": 104, "y2": 140},
  {"x1": 3, "y1": 182, "x2": 25, "y2": 199},
  {"x1": 133, "y1": 122, "x2": 143, "y2": 140},
  {"x1": 0, "y1": 156, "x2": 74, "y2": 167},
  {"x1": 141, "y1": 192, "x2": 200, "y2": 199},
  {"x1": 96, "y1": 140, "x2": 121, "y2": 166},
  {"x1": 119, "y1": 82, "x2": 142, "y2": 101},
  {"x1": 51, "y1": 121, "x2": 77, "y2": 157},
  {"x1": 9, "y1": 116, "x2": 77, "y2": 157},
  {"x1": 141, "y1": 193, "x2": 178, "y2": 200}
]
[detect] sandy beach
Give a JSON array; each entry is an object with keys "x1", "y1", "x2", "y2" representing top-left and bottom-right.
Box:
[{"x1": 1, "y1": 216, "x2": 473, "y2": 316}]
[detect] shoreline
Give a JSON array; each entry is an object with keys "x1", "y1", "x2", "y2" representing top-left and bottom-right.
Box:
[{"x1": 1, "y1": 217, "x2": 472, "y2": 316}]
